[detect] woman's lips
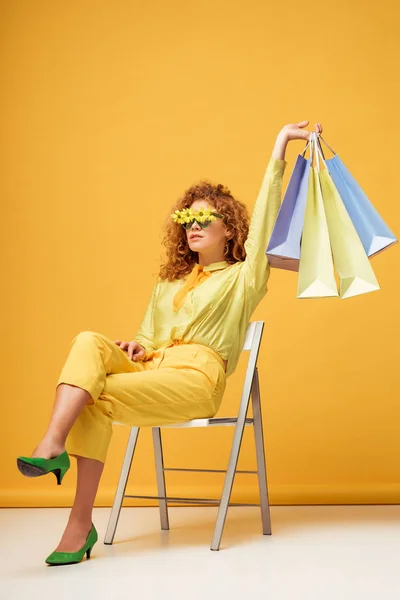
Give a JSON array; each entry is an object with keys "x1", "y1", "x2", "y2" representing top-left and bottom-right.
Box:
[{"x1": 190, "y1": 235, "x2": 203, "y2": 240}]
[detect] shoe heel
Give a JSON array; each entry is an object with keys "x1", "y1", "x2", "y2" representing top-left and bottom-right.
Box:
[
  {"x1": 86, "y1": 546, "x2": 93, "y2": 559},
  {"x1": 53, "y1": 468, "x2": 68, "y2": 485}
]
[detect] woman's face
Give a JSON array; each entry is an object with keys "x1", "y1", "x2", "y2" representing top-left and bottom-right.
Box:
[{"x1": 186, "y1": 200, "x2": 228, "y2": 257}]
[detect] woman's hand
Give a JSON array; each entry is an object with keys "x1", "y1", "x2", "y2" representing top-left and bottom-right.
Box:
[
  {"x1": 272, "y1": 121, "x2": 323, "y2": 160},
  {"x1": 114, "y1": 340, "x2": 146, "y2": 361},
  {"x1": 280, "y1": 120, "x2": 323, "y2": 142}
]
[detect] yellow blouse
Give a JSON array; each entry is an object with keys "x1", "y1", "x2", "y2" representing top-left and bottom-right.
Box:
[{"x1": 134, "y1": 156, "x2": 287, "y2": 378}]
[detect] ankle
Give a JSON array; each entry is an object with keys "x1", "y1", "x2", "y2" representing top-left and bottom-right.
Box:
[
  {"x1": 41, "y1": 435, "x2": 65, "y2": 453},
  {"x1": 42, "y1": 433, "x2": 65, "y2": 449},
  {"x1": 31, "y1": 438, "x2": 65, "y2": 459},
  {"x1": 68, "y1": 512, "x2": 93, "y2": 528}
]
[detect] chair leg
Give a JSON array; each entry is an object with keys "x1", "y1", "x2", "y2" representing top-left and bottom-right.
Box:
[
  {"x1": 251, "y1": 368, "x2": 272, "y2": 535},
  {"x1": 104, "y1": 426, "x2": 141, "y2": 545},
  {"x1": 210, "y1": 389, "x2": 251, "y2": 551},
  {"x1": 152, "y1": 427, "x2": 170, "y2": 530}
]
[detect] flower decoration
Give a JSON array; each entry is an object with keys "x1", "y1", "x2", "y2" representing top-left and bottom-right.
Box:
[{"x1": 170, "y1": 206, "x2": 219, "y2": 225}]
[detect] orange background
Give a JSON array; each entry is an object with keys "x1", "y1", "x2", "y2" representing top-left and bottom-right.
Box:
[{"x1": 1, "y1": 0, "x2": 399, "y2": 507}]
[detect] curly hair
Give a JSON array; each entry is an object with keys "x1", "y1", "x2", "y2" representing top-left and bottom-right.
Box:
[{"x1": 158, "y1": 179, "x2": 250, "y2": 281}]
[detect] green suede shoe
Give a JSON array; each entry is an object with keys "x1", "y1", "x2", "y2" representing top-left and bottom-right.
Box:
[
  {"x1": 45, "y1": 523, "x2": 98, "y2": 566},
  {"x1": 16, "y1": 450, "x2": 70, "y2": 485}
]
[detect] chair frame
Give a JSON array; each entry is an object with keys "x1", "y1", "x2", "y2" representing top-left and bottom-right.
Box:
[{"x1": 104, "y1": 320, "x2": 271, "y2": 551}]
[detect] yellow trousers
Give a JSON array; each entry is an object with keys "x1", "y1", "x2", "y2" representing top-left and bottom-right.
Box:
[{"x1": 56, "y1": 331, "x2": 227, "y2": 463}]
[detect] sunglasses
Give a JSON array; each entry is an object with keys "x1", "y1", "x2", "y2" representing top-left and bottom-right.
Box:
[{"x1": 181, "y1": 212, "x2": 224, "y2": 230}]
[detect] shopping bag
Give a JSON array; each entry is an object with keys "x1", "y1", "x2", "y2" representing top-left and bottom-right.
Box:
[
  {"x1": 316, "y1": 135, "x2": 397, "y2": 257},
  {"x1": 312, "y1": 134, "x2": 380, "y2": 299},
  {"x1": 297, "y1": 134, "x2": 338, "y2": 298},
  {"x1": 266, "y1": 147, "x2": 311, "y2": 271}
]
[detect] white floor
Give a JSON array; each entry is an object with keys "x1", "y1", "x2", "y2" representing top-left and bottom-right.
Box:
[{"x1": 1, "y1": 505, "x2": 400, "y2": 600}]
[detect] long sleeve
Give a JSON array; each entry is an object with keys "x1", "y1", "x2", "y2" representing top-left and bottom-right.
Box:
[
  {"x1": 243, "y1": 156, "x2": 287, "y2": 291},
  {"x1": 133, "y1": 279, "x2": 159, "y2": 356}
]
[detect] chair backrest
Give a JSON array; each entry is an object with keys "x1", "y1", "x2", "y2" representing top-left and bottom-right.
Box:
[
  {"x1": 209, "y1": 320, "x2": 264, "y2": 423},
  {"x1": 242, "y1": 320, "x2": 262, "y2": 352},
  {"x1": 235, "y1": 320, "x2": 264, "y2": 418}
]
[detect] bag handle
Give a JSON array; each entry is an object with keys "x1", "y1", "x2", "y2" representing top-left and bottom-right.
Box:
[
  {"x1": 301, "y1": 139, "x2": 311, "y2": 158},
  {"x1": 301, "y1": 133, "x2": 323, "y2": 168},
  {"x1": 318, "y1": 135, "x2": 336, "y2": 156},
  {"x1": 306, "y1": 132, "x2": 320, "y2": 169},
  {"x1": 311, "y1": 132, "x2": 330, "y2": 172},
  {"x1": 301, "y1": 132, "x2": 336, "y2": 166},
  {"x1": 301, "y1": 134, "x2": 318, "y2": 166}
]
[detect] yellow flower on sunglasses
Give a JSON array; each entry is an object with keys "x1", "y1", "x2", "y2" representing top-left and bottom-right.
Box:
[
  {"x1": 170, "y1": 207, "x2": 221, "y2": 225},
  {"x1": 171, "y1": 208, "x2": 193, "y2": 224}
]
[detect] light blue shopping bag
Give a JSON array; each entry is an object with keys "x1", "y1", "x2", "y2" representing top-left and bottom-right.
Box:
[{"x1": 316, "y1": 136, "x2": 397, "y2": 257}]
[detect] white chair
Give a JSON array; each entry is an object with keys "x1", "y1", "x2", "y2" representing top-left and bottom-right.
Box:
[{"x1": 104, "y1": 320, "x2": 271, "y2": 551}]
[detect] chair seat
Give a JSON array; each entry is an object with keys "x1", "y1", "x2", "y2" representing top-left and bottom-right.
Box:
[{"x1": 114, "y1": 417, "x2": 254, "y2": 429}]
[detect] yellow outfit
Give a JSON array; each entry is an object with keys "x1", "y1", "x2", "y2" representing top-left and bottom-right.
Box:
[{"x1": 59, "y1": 156, "x2": 287, "y2": 463}]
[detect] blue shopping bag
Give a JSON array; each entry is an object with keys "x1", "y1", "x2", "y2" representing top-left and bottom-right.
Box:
[
  {"x1": 266, "y1": 144, "x2": 312, "y2": 272},
  {"x1": 316, "y1": 136, "x2": 397, "y2": 257}
]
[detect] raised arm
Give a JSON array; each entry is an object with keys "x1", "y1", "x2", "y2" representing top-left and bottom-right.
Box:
[
  {"x1": 133, "y1": 278, "x2": 160, "y2": 357},
  {"x1": 242, "y1": 132, "x2": 288, "y2": 291}
]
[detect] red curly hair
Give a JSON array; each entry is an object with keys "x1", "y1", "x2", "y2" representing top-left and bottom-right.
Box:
[{"x1": 158, "y1": 179, "x2": 250, "y2": 281}]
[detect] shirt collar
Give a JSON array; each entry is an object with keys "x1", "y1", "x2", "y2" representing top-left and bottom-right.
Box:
[{"x1": 196, "y1": 260, "x2": 230, "y2": 272}]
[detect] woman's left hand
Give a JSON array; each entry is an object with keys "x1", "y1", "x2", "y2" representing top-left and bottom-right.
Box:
[{"x1": 279, "y1": 120, "x2": 323, "y2": 142}]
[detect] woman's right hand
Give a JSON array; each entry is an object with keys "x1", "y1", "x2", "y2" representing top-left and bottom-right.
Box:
[
  {"x1": 272, "y1": 121, "x2": 322, "y2": 160},
  {"x1": 279, "y1": 120, "x2": 323, "y2": 143},
  {"x1": 113, "y1": 340, "x2": 146, "y2": 361}
]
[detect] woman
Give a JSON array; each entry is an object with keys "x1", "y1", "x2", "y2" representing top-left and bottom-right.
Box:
[{"x1": 17, "y1": 119, "x2": 323, "y2": 565}]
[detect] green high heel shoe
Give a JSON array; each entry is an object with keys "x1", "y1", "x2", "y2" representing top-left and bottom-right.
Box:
[
  {"x1": 45, "y1": 523, "x2": 98, "y2": 566},
  {"x1": 16, "y1": 450, "x2": 70, "y2": 485}
]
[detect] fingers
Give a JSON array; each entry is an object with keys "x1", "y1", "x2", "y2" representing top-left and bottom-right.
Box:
[
  {"x1": 127, "y1": 341, "x2": 145, "y2": 361},
  {"x1": 127, "y1": 341, "x2": 137, "y2": 360},
  {"x1": 295, "y1": 120, "x2": 323, "y2": 135},
  {"x1": 114, "y1": 339, "x2": 145, "y2": 361}
]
